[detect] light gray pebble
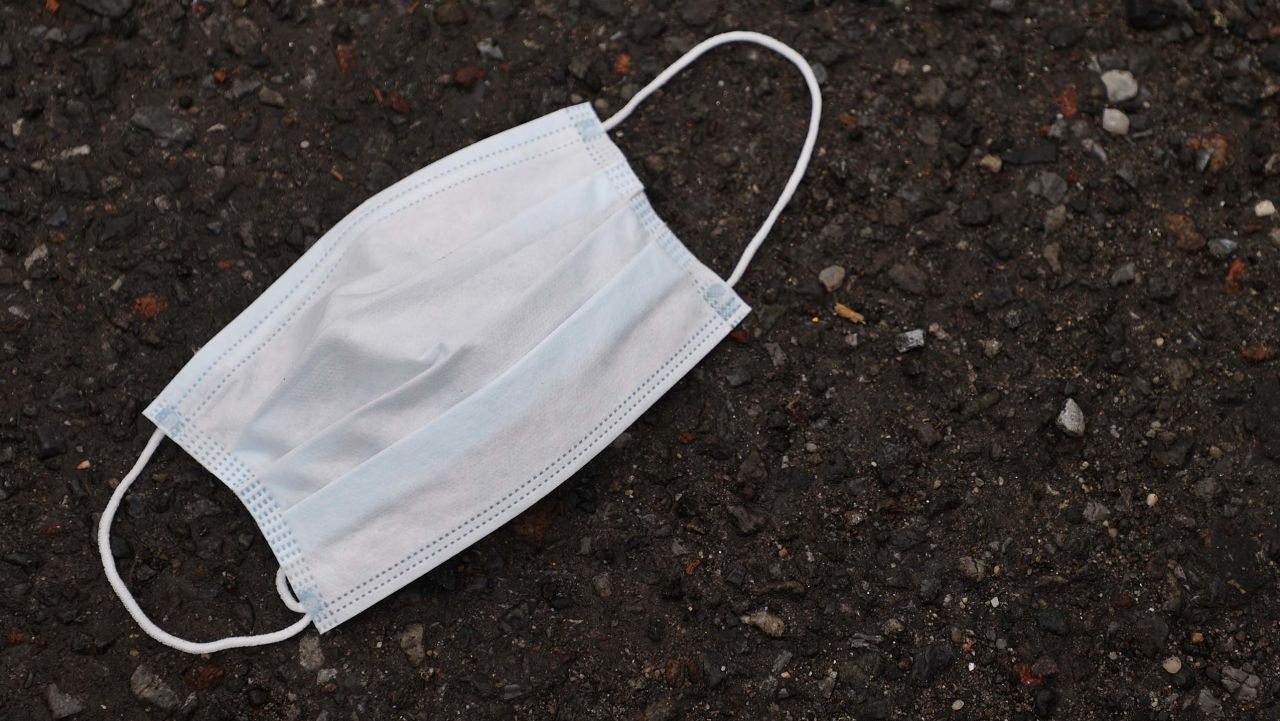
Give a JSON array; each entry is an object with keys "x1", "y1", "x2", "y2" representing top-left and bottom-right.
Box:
[
  {"x1": 258, "y1": 87, "x2": 286, "y2": 108},
  {"x1": 476, "y1": 37, "x2": 504, "y2": 60},
  {"x1": 896, "y1": 329, "x2": 925, "y2": 353},
  {"x1": 45, "y1": 684, "x2": 85, "y2": 720},
  {"x1": 399, "y1": 623, "x2": 426, "y2": 666},
  {"x1": 299, "y1": 634, "x2": 324, "y2": 672},
  {"x1": 1057, "y1": 398, "x2": 1085, "y2": 437},
  {"x1": 129, "y1": 107, "x2": 194, "y2": 147},
  {"x1": 1030, "y1": 171, "x2": 1068, "y2": 204},
  {"x1": 1197, "y1": 688, "x2": 1223, "y2": 718},
  {"x1": 818, "y1": 265, "x2": 846, "y2": 292},
  {"x1": 1101, "y1": 70, "x2": 1138, "y2": 103},
  {"x1": 130, "y1": 665, "x2": 178, "y2": 712},
  {"x1": 1102, "y1": 108, "x2": 1130, "y2": 135},
  {"x1": 1110, "y1": 262, "x2": 1137, "y2": 286},
  {"x1": 743, "y1": 610, "x2": 785, "y2": 638}
]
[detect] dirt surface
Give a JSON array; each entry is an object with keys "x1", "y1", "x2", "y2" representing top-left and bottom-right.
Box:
[{"x1": 4, "y1": 0, "x2": 1280, "y2": 719}]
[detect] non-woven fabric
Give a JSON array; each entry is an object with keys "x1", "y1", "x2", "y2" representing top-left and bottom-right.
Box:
[{"x1": 143, "y1": 104, "x2": 749, "y2": 631}]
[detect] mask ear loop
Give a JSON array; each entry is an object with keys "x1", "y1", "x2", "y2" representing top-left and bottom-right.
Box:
[
  {"x1": 601, "y1": 30, "x2": 822, "y2": 288},
  {"x1": 97, "y1": 428, "x2": 312, "y2": 654}
]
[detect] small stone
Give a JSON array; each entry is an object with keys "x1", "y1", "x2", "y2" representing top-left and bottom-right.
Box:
[
  {"x1": 45, "y1": 685, "x2": 85, "y2": 719},
  {"x1": 1044, "y1": 205, "x2": 1068, "y2": 232},
  {"x1": 1162, "y1": 656, "x2": 1182, "y2": 674},
  {"x1": 818, "y1": 265, "x2": 846, "y2": 292},
  {"x1": 913, "y1": 77, "x2": 948, "y2": 110},
  {"x1": 1208, "y1": 238, "x2": 1238, "y2": 259},
  {"x1": 1222, "y1": 666, "x2": 1261, "y2": 703},
  {"x1": 743, "y1": 610, "x2": 785, "y2": 638},
  {"x1": 1083, "y1": 501, "x2": 1110, "y2": 522},
  {"x1": 1166, "y1": 214, "x2": 1205, "y2": 253},
  {"x1": 453, "y1": 64, "x2": 486, "y2": 88},
  {"x1": 1100, "y1": 70, "x2": 1139, "y2": 103},
  {"x1": 258, "y1": 87, "x2": 286, "y2": 108},
  {"x1": 476, "y1": 37, "x2": 504, "y2": 61},
  {"x1": 222, "y1": 16, "x2": 262, "y2": 58},
  {"x1": 1102, "y1": 108, "x2": 1130, "y2": 135},
  {"x1": 130, "y1": 107, "x2": 195, "y2": 148},
  {"x1": 724, "y1": 367, "x2": 752, "y2": 388},
  {"x1": 1057, "y1": 399, "x2": 1085, "y2": 437},
  {"x1": 592, "y1": 572, "x2": 613, "y2": 599},
  {"x1": 958, "y1": 556, "x2": 987, "y2": 581},
  {"x1": 1255, "y1": 200, "x2": 1275, "y2": 218},
  {"x1": 1029, "y1": 171, "x2": 1068, "y2": 205},
  {"x1": 1109, "y1": 262, "x2": 1137, "y2": 287},
  {"x1": 130, "y1": 665, "x2": 179, "y2": 711},
  {"x1": 979, "y1": 154, "x2": 1003, "y2": 173},
  {"x1": 1146, "y1": 493, "x2": 1158, "y2": 507},
  {"x1": 399, "y1": 623, "x2": 426, "y2": 666},
  {"x1": 35, "y1": 425, "x2": 66, "y2": 460},
  {"x1": 727, "y1": 505, "x2": 766, "y2": 535},
  {"x1": 1197, "y1": 689, "x2": 1223, "y2": 718},
  {"x1": 1081, "y1": 137, "x2": 1109, "y2": 162},
  {"x1": 298, "y1": 635, "x2": 323, "y2": 672},
  {"x1": 910, "y1": 644, "x2": 955, "y2": 686},
  {"x1": 227, "y1": 78, "x2": 261, "y2": 101},
  {"x1": 896, "y1": 329, "x2": 926, "y2": 353}
]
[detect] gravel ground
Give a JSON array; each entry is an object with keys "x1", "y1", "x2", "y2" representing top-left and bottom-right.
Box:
[{"x1": 4, "y1": 0, "x2": 1280, "y2": 719}]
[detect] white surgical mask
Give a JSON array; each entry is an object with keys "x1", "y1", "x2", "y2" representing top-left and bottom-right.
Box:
[{"x1": 98, "y1": 31, "x2": 821, "y2": 653}]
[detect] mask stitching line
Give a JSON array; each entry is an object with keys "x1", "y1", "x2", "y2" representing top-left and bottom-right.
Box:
[
  {"x1": 179, "y1": 136, "x2": 584, "y2": 422},
  {"x1": 311, "y1": 311, "x2": 741, "y2": 626},
  {"x1": 164, "y1": 118, "x2": 577, "y2": 416}
]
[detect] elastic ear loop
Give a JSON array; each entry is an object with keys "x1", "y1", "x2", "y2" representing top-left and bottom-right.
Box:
[
  {"x1": 97, "y1": 428, "x2": 311, "y2": 654},
  {"x1": 601, "y1": 30, "x2": 823, "y2": 287}
]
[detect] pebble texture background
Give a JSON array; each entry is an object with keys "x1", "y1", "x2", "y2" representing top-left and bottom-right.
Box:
[{"x1": 3, "y1": 0, "x2": 1280, "y2": 719}]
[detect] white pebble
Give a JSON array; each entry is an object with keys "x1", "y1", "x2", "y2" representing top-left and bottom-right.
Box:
[
  {"x1": 1100, "y1": 70, "x2": 1139, "y2": 103},
  {"x1": 1102, "y1": 108, "x2": 1130, "y2": 136},
  {"x1": 952, "y1": 700, "x2": 965, "y2": 711},
  {"x1": 1255, "y1": 200, "x2": 1276, "y2": 218},
  {"x1": 1146, "y1": 493, "x2": 1158, "y2": 507}
]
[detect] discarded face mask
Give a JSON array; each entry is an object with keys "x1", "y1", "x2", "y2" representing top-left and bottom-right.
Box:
[{"x1": 98, "y1": 31, "x2": 822, "y2": 653}]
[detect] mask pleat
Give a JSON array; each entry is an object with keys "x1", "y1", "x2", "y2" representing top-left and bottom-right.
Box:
[
  {"x1": 282, "y1": 238, "x2": 746, "y2": 630},
  {"x1": 255, "y1": 188, "x2": 655, "y2": 511}
]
